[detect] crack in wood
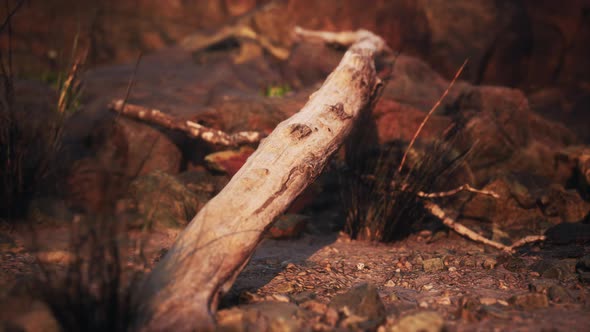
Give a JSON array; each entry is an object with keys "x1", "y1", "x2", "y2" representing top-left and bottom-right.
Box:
[{"x1": 254, "y1": 164, "x2": 307, "y2": 215}]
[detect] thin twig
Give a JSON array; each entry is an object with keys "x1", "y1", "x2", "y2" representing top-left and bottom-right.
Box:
[
  {"x1": 119, "y1": 52, "x2": 143, "y2": 116},
  {"x1": 424, "y1": 201, "x2": 545, "y2": 254},
  {"x1": 416, "y1": 183, "x2": 499, "y2": 199},
  {"x1": 398, "y1": 59, "x2": 468, "y2": 173}
]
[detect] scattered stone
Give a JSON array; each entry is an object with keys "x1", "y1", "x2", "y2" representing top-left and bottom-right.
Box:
[
  {"x1": 384, "y1": 280, "x2": 396, "y2": 288},
  {"x1": 423, "y1": 258, "x2": 445, "y2": 272},
  {"x1": 329, "y1": 283, "x2": 386, "y2": 330},
  {"x1": 508, "y1": 293, "x2": 549, "y2": 309},
  {"x1": 386, "y1": 311, "x2": 445, "y2": 332},
  {"x1": 479, "y1": 297, "x2": 498, "y2": 306},
  {"x1": 482, "y1": 257, "x2": 498, "y2": 270},
  {"x1": 217, "y1": 301, "x2": 302, "y2": 332},
  {"x1": 529, "y1": 279, "x2": 557, "y2": 293},
  {"x1": 530, "y1": 259, "x2": 576, "y2": 281},
  {"x1": 422, "y1": 284, "x2": 434, "y2": 291}
]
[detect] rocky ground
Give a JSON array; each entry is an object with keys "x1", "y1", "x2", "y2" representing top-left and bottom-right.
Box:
[
  {"x1": 2, "y1": 222, "x2": 590, "y2": 331},
  {"x1": 2, "y1": 1, "x2": 590, "y2": 331}
]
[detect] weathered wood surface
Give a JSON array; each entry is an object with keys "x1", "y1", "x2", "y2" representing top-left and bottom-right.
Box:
[{"x1": 132, "y1": 28, "x2": 391, "y2": 331}]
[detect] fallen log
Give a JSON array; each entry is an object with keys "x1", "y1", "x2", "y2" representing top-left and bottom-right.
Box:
[{"x1": 132, "y1": 28, "x2": 391, "y2": 331}]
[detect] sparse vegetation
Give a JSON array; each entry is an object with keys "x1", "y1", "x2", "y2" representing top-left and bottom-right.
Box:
[
  {"x1": 341, "y1": 136, "x2": 471, "y2": 242},
  {"x1": 264, "y1": 83, "x2": 291, "y2": 98},
  {"x1": 0, "y1": 2, "x2": 85, "y2": 220}
]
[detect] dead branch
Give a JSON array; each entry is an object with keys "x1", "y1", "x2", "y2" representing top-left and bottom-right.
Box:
[
  {"x1": 415, "y1": 184, "x2": 499, "y2": 199},
  {"x1": 133, "y1": 28, "x2": 391, "y2": 331},
  {"x1": 424, "y1": 201, "x2": 546, "y2": 254},
  {"x1": 108, "y1": 100, "x2": 263, "y2": 146}
]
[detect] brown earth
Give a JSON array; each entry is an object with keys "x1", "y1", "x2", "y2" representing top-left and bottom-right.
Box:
[{"x1": 1, "y1": 222, "x2": 589, "y2": 331}]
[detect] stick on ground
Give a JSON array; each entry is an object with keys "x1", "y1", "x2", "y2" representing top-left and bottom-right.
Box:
[
  {"x1": 109, "y1": 100, "x2": 263, "y2": 146},
  {"x1": 424, "y1": 201, "x2": 546, "y2": 253}
]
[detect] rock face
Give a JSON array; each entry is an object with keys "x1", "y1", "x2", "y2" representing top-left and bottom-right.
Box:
[
  {"x1": 63, "y1": 116, "x2": 182, "y2": 213},
  {"x1": 11, "y1": 0, "x2": 590, "y2": 92}
]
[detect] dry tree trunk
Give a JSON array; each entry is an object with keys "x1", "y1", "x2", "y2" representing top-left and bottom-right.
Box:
[{"x1": 132, "y1": 28, "x2": 391, "y2": 331}]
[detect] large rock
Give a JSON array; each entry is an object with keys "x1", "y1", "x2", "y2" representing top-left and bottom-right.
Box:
[
  {"x1": 63, "y1": 115, "x2": 182, "y2": 213},
  {"x1": 117, "y1": 171, "x2": 204, "y2": 229},
  {"x1": 529, "y1": 87, "x2": 590, "y2": 143},
  {"x1": 216, "y1": 301, "x2": 303, "y2": 332},
  {"x1": 452, "y1": 86, "x2": 576, "y2": 183}
]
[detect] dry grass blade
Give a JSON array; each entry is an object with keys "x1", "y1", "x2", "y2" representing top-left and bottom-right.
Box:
[
  {"x1": 398, "y1": 59, "x2": 468, "y2": 173},
  {"x1": 57, "y1": 51, "x2": 86, "y2": 114}
]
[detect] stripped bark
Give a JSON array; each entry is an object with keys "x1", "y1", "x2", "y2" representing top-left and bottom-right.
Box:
[
  {"x1": 109, "y1": 100, "x2": 263, "y2": 146},
  {"x1": 133, "y1": 28, "x2": 391, "y2": 331}
]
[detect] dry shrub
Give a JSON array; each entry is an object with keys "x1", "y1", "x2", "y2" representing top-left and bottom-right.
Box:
[
  {"x1": 0, "y1": 1, "x2": 84, "y2": 220},
  {"x1": 341, "y1": 131, "x2": 472, "y2": 242}
]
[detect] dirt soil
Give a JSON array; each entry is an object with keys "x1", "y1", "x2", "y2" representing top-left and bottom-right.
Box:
[{"x1": 1, "y1": 222, "x2": 589, "y2": 331}]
